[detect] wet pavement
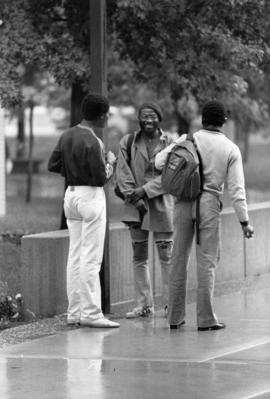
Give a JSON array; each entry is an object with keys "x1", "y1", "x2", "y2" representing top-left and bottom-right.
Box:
[{"x1": 0, "y1": 289, "x2": 270, "y2": 399}]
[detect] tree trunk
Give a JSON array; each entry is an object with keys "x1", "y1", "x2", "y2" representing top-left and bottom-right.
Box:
[
  {"x1": 70, "y1": 80, "x2": 86, "y2": 126},
  {"x1": 176, "y1": 112, "x2": 190, "y2": 135},
  {"x1": 60, "y1": 80, "x2": 87, "y2": 229},
  {"x1": 16, "y1": 103, "x2": 26, "y2": 158},
  {"x1": 26, "y1": 102, "x2": 34, "y2": 203},
  {"x1": 242, "y1": 129, "x2": 250, "y2": 164}
]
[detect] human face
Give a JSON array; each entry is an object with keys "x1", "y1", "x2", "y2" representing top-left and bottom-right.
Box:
[{"x1": 139, "y1": 108, "x2": 159, "y2": 135}]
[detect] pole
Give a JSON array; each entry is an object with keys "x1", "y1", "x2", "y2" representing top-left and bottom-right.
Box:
[
  {"x1": 89, "y1": 0, "x2": 107, "y2": 96},
  {"x1": 26, "y1": 101, "x2": 34, "y2": 203},
  {"x1": 89, "y1": 0, "x2": 110, "y2": 313},
  {"x1": 0, "y1": 107, "x2": 6, "y2": 215}
]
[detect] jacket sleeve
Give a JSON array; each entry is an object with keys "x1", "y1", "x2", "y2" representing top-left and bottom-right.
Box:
[
  {"x1": 143, "y1": 133, "x2": 178, "y2": 199},
  {"x1": 142, "y1": 174, "x2": 166, "y2": 198},
  {"x1": 155, "y1": 134, "x2": 186, "y2": 170},
  {"x1": 115, "y1": 135, "x2": 137, "y2": 197},
  {"x1": 48, "y1": 137, "x2": 62, "y2": 174},
  {"x1": 227, "y1": 146, "x2": 249, "y2": 222}
]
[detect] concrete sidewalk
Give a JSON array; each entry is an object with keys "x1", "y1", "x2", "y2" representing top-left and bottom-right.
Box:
[{"x1": 0, "y1": 289, "x2": 270, "y2": 399}]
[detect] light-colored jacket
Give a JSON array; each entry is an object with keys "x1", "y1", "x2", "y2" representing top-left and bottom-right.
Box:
[
  {"x1": 155, "y1": 129, "x2": 249, "y2": 222},
  {"x1": 116, "y1": 129, "x2": 175, "y2": 232}
]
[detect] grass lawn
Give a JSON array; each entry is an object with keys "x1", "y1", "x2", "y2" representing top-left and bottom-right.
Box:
[
  {"x1": 3, "y1": 135, "x2": 64, "y2": 235},
  {"x1": 0, "y1": 197, "x2": 63, "y2": 235}
]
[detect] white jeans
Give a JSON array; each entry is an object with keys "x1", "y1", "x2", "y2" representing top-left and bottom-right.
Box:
[{"x1": 64, "y1": 186, "x2": 106, "y2": 321}]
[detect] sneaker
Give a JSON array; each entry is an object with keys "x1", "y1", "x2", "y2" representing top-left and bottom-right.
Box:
[
  {"x1": 80, "y1": 317, "x2": 120, "y2": 328},
  {"x1": 126, "y1": 306, "x2": 154, "y2": 319},
  {"x1": 169, "y1": 320, "x2": 186, "y2": 329}
]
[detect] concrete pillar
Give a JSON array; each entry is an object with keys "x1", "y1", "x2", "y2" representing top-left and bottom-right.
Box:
[{"x1": 0, "y1": 106, "x2": 6, "y2": 215}]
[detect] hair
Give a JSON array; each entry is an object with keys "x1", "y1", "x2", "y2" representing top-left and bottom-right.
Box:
[
  {"x1": 202, "y1": 101, "x2": 226, "y2": 127},
  {"x1": 81, "y1": 93, "x2": 109, "y2": 121}
]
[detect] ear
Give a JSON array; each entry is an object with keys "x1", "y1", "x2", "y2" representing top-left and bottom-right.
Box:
[{"x1": 99, "y1": 113, "x2": 107, "y2": 121}]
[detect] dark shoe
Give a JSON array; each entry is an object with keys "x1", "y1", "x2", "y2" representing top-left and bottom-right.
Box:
[
  {"x1": 198, "y1": 322, "x2": 226, "y2": 331},
  {"x1": 170, "y1": 320, "x2": 186, "y2": 329}
]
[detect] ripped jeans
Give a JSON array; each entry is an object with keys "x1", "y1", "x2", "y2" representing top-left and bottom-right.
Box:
[{"x1": 130, "y1": 227, "x2": 173, "y2": 308}]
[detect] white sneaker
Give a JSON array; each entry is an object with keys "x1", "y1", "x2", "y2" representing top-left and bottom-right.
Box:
[
  {"x1": 126, "y1": 306, "x2": 154, "y2": 319},
  {"x1": 80, "y1": 317, "x2": 120, "y2": 328}
]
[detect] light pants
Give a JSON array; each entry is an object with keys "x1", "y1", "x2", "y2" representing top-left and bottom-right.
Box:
[
  {"x1": 168, "y1": 192, "x2": 221, "y2": 327},
  {"x1": 130, "y1": 227, "x2": 173, "y2": 308},
  {"x1": 64, "y1": 186, "x2": 106, "y2": 322}
]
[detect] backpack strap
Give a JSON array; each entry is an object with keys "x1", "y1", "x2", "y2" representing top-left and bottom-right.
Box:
[
  {"x1": 186, "y1": 133, "x2": 204, "y2": 191},
  {"x1": 187, "y1": 132, "x2": 204, "y2": 245},
  {"x1": 114, "y1": 133, "x2": 134, "y2": 201},
  {"x1": 126, "y1": 133, "x2": 134, "y2": 165}
]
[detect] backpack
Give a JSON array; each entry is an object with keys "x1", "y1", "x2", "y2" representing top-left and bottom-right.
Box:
[
  {"x1": 161, "y1": 132, "x2": 203, "y2": 201},
  {"x1": 114, "y1": 133, "x2": 134, "y2": 200}
]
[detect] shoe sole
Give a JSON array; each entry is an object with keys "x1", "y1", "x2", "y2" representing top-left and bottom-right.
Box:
[
  {"x1": 126, "y1": 314, "x2": 154, "y2": 319},
  {"x1": 80, "y1": 320, "x2": 120, "y2": 328},
  {"x1": 80, "y1": 323, "x2": 120, "y2": 328},
  {"x1": 198, "y1": 323, "x2": 226, "y2": 331},
  {"x1": 67, "y1": 321, "x2": 80, "y2": 326},
  {"x1": 170, "y1": 321, "x2": 186, "y2": 329}
]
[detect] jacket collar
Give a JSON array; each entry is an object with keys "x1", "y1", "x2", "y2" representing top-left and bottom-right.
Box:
[
  {"x1": 134, "y1": 128, "x2": 166, "y2": 142},
  {"x1": 133, "y1": 128, "x2": 168, "y2": 160}
]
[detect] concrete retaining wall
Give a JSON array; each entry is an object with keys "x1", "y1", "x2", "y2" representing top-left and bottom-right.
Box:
[
  {"x1": 21, "y1": 230, "x2": 69, "y2": 316},
  {"x1": 20, "y1": 202, "x2": 270, "y2": 317}
]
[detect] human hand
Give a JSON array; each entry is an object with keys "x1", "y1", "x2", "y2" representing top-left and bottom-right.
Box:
[
  {"x1": 135, "y1": 199, "x2": 148, "y2": 218},
  {"x1": 242, "y1": 224, "x2": 254, "y2": 239},
  {"x1": 106, "y1": 150, "x2": 116, "y2": 165},
  {"x1": 128, "y1": 187, "x2": 146, "y2": 204}
]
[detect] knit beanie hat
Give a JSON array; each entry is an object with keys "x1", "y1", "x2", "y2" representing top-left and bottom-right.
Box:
[
  {"x1": 138, "y1": 102, "x2": 163, "y2": 121},
  {"x1": 202, "y1": 101, "x2": 226, "y2": 127},
  {"x1": 81, "y1": 93, "x2": 109, "y2": 121}
]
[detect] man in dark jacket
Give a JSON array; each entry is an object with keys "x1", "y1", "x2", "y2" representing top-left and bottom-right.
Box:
[
  {"x1": 116, "y1": 102, "x2": 175, "y2": 318},
  {"x1": 48, "y1": 93, "x2": 119, "y2": 328}
]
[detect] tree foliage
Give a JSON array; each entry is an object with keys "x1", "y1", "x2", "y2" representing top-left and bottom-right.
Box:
[
  {"x1": 0, "y1": 0, "x2": 270, "y2": 134},
  {"x1": 0, "y1": 0, "x2": 90, "y2": 107},
  {"x1": 110, "y1": 0, "x2": 270, "y2": 130}
]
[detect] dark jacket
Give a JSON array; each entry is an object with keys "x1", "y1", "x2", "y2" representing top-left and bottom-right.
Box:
[
  {"x1": 116, "y1": 129, "x2": 175, "y2": 232},
  {"x1": 48, "y1": 125, "x2": 107, "y2": 187}
]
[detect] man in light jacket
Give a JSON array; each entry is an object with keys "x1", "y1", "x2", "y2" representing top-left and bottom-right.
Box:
[
  {"x1": 155, "y1": 100, "x2": 254, "y2": 331},
  {"x1": 116, "y1": 102, "x2": 174, "y2": 318}
]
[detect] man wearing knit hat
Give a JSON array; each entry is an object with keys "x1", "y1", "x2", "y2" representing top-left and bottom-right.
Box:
[
  {"x1": 116, "y1": 102, "x2": 175, "y2": 318},
  {"x1": 155, "y1": 100, "x2": 254, "y2": 331}
]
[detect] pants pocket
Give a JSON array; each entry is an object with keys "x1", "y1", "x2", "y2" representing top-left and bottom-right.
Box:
[{"x1": 78, "y1": 198, "x2": 104, "y2": 222}]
